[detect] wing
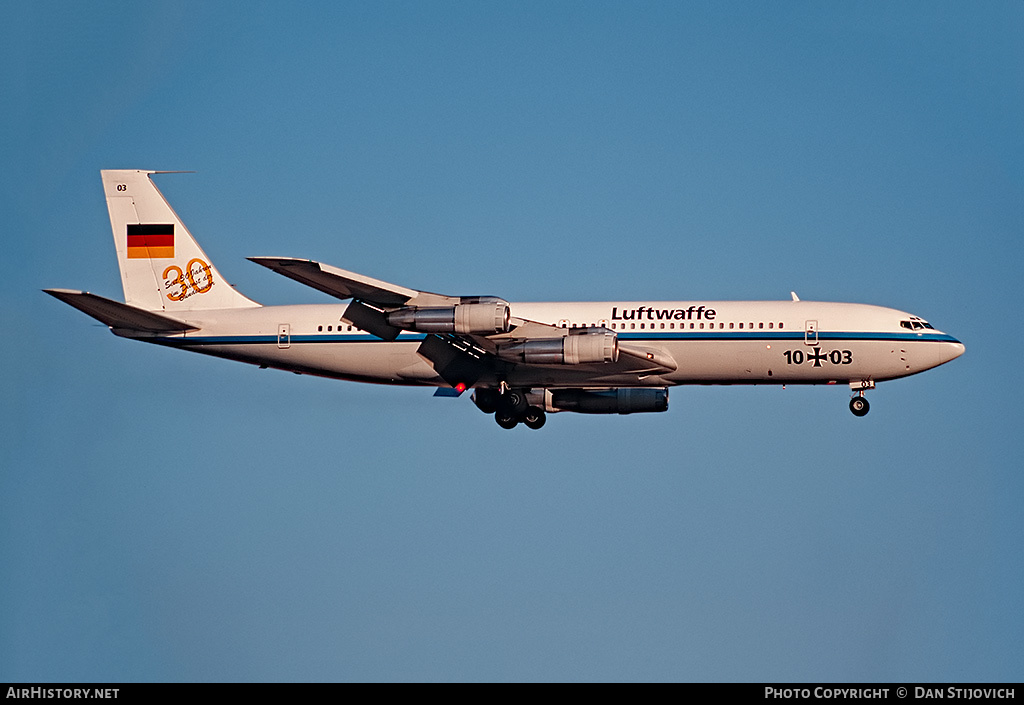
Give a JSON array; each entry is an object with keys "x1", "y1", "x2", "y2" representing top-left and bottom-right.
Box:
[
  {"x1": 247, "y1": 257, "x2": 455, "y2": 307},
  {"x1": 250, "y1": 257, "x2": 677, "y2": 384}
]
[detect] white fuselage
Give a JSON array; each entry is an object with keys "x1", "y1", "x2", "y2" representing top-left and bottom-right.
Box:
[{"x1": 127, "y1": 299, "x2": 965, "y2": 389}]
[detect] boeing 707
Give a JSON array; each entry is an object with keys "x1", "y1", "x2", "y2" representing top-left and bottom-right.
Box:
[{"x1": 46, "y1": 170, "x2": 965, "y2": 429}]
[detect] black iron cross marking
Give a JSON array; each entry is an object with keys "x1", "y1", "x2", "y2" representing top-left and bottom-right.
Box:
[{"x1": 807, "y1": 347, "x2": 828, "y2": 367}]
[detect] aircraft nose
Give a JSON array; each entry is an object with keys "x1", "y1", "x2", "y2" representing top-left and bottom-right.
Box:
[{"x1": 945, "y1": 339, "x2": 966, "y2": 363}]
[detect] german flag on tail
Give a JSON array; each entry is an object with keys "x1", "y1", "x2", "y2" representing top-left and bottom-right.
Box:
[{"x1": 127, "y1": 224, "x2": 174, "y2": 259}]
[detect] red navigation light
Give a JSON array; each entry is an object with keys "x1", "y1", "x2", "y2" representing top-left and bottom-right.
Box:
[{"x1": 455, "y1": 383, "x2": 467, "y2": 393}]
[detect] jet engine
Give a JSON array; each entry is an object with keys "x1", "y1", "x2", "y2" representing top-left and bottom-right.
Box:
[
  {"x1": 549, "y1": 388, "x2": 668, "y2": 414},
  {"x1": 387, "y1": 299, "x2": 510, "y2": 335},
  {"x1": 500, "y1": 330, "x2": 618, "y2": 365}
]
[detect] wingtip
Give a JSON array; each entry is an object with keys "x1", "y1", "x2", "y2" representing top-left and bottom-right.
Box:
[
  {"x1": 248, "y1": 256, "x2": 310, "y2": 265},
  {"x1": 43, "y1": 287, "x2": 87, "y2": 297},
  {"x1": 247, "y1": 256, "x2": 281, "y2": 267}
]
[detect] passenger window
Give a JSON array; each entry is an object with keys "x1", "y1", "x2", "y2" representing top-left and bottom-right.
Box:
[{"x1": 318, "y1": 325, "x2": 323, "y2": 332}]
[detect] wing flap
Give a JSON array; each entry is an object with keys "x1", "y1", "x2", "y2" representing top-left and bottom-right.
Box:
[{"x1": 341, "y1": 299, "x2": 403, "y2": 341}]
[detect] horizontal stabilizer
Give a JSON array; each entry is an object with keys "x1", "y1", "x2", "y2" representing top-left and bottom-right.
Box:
[
  {"x1": 43, "y1": 289, "x2": 198, "y2": 333},
  {"x1": 248, "y1": 257, "x2": 456, "y2": 307}
]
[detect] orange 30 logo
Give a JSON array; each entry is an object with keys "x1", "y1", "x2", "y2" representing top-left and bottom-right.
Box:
[{"x1": 163, "y1": 258, "x2": 214, "y2": 302}]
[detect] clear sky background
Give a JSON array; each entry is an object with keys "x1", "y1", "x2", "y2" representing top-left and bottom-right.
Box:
[{"x1": 2, "y1": 1, "x2": 1021, "y2": 683}]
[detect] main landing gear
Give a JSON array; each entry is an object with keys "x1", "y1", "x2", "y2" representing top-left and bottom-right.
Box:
[
  {"x1": 495, "y1": 406, "x2": 546, "y2": 430},
  {"x1": 494, "y1": 388, "x2": 546, "y2": 430},
  {"x1": 476, "y1": 387, "x2": 547, "y2": 430}
]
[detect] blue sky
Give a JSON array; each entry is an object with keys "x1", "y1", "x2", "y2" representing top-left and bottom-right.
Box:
[{"x1": 2, "y1": 1, "x2": 1022, "y2": 682}]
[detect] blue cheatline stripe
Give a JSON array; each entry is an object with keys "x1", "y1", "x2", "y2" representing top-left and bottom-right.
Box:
[
  {"x1": 155, "y1": 331, "x2": 960, "y2": 346},
  {"x1": 823, "y1": 331, "x2": 961, "y2": 343},
  {"x1": 160, "y1": 333, "x2": 429, "y2": 345},
  {"x1": 611, "y1": 331, "x2": 960, "y2": 343}
]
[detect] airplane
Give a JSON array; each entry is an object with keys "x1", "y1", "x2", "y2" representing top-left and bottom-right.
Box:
[{"x1": 46, "y1": 170, "x2": 965, "y2": 430}]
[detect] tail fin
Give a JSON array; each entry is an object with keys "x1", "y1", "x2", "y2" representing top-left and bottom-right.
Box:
[{"x1": 101, "y1": 170, "x2": 259, "y2": 311}]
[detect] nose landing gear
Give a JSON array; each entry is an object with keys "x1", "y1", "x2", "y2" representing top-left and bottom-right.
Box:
[
  {"x1": 849, "y1": 380, "x2": 874, "y2": 417},
  {"x1": 849, "y1": 395, "x2": 870, "y2": 417}
]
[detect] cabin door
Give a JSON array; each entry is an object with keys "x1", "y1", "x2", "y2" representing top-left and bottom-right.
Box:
[{"x1": 804, "y1": 320, "x2": 818, "y2": 345}]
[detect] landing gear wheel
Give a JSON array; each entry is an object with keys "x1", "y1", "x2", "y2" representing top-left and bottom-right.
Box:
[
  {"x1": 495, "y1": 411, "x2": 519, "y2": 429},
  {"x1": 849, "y1": 396, "x2": 870, "y2": 417},
  {"x1": 523, "y1": 406, "x2": 546, "y2": 430},
  {"x1": 473, "y1": 388, "x2": 499, "y2": 414},
  {"x1": 500, "y1": 389, "x2": 529, "y2": 416}
]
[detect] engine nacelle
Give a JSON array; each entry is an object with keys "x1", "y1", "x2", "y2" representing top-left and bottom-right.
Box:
[
  {"x1": 501, "y1": 330, "x2": 618, "y2": 365},
  {"x1": 387, "y1": 300, "x2": 510, "y2": 335},
  {"x1": 550, "y1": 388, "x2": 669, "y2": 414}
]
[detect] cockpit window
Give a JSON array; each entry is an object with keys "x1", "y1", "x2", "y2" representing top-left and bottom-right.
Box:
[{"x1": 901, "y1": 318, "x2": 934, "y2": 331}]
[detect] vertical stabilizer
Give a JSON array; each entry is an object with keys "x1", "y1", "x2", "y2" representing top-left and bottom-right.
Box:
[{"x1": 101, "y1": 170, "x2": 259, "y2": 311}]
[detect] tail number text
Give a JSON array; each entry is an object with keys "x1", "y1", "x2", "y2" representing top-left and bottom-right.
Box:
[{"x1": 784, "y1": 347, "x2": 853, "y2": 367}]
